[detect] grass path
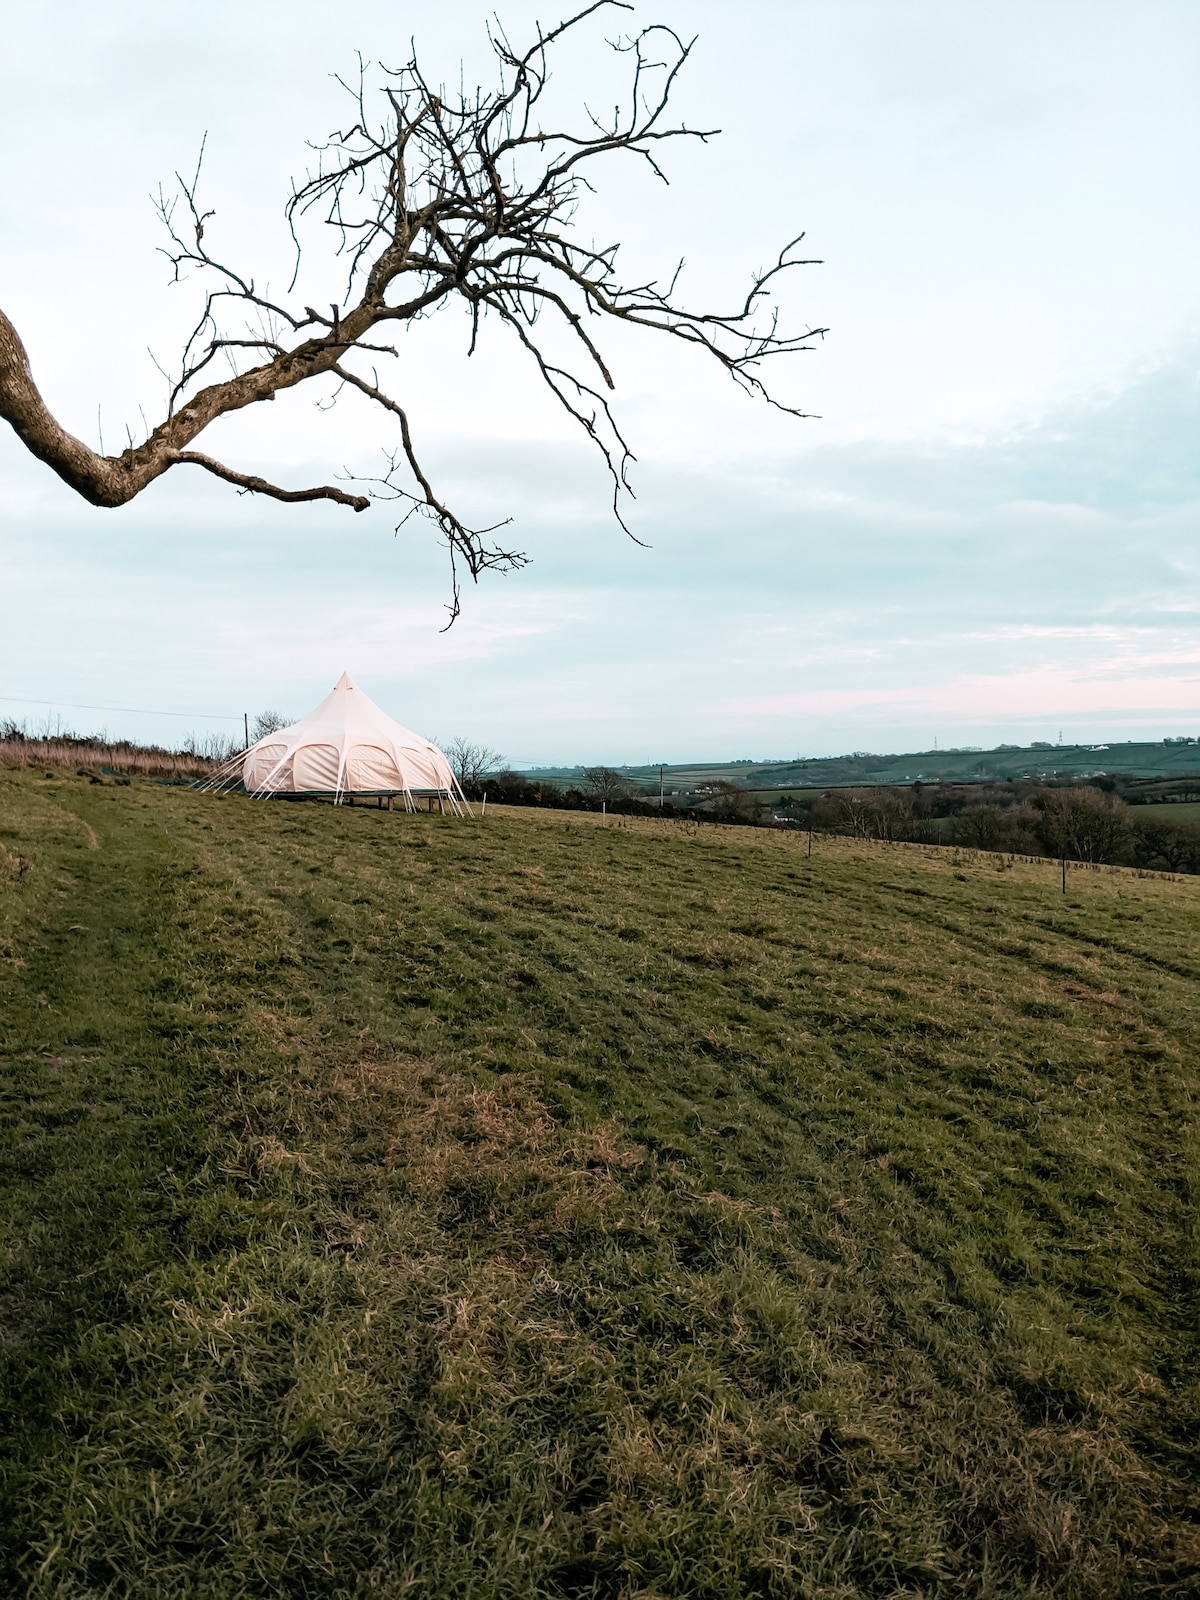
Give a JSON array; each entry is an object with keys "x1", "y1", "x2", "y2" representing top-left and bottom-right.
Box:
[{"x1": 1, "y1": 774, "x2": 1198, "y2": 1598}]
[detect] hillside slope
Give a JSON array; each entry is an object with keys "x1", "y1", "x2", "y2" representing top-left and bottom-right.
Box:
[
  {"x1": 1, "y1": 774, "x2": 1198, "y2": 1598},
  {"x1": 530, "y1": 740, "x2": 1200, "y2": 794}
]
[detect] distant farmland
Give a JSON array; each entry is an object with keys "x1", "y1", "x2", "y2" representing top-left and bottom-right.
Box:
[
  {"x1": 1138, "y1": 801, "x2": 1200, "y2": 826},
  {"x1": 528, "y1": 737, "x2": 1200, "y2": 794}
]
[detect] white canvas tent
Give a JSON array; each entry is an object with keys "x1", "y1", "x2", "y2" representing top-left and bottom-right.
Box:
[{"x1": 237, "y1": 673, "x2": 467, "y2": 812}]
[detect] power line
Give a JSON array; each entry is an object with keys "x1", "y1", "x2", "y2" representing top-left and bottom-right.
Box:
[{"x1": 0, "y1": 693, "x2": 241, "y2": 722}]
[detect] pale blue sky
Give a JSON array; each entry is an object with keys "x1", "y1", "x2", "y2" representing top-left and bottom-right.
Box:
[{"x1": 2, "y1": 1, "x2": 1197, "y2": 762}]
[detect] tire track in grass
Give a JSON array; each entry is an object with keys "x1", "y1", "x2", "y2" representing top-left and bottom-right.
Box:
[{"x1": 0, "y1": 785, "x2": 217, "y2": 1583}]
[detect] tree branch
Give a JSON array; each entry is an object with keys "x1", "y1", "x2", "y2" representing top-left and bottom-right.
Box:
[
  {"x1": 174, "y1": 451, "x2": 370, "y2": 510},
  {"x1": 0, "y1": 1, "x2": 824, "y2": 619}
]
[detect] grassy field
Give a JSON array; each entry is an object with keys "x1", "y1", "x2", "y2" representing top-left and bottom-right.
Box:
[
  {"x1": 1, "y1": 771, "x2": 1198, "y2": 1598},
  {"x1": 1137, "y1": 802, "x2": 1200, "y2": 826}
]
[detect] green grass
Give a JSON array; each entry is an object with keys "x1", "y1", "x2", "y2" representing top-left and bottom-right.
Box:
[
  {"x1": 1, "y1": 772, "x2": 1198, "y2": 1598},
  {"x1": 1136, "y1": 802, "x2": 1200, "y2": 826}
]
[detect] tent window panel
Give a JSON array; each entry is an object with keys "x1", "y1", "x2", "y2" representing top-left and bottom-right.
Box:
[
  {"x1": 346, "y1": 744, "x2": 402, "y2": 791},
  {"x1": 292, "y1": 744, "x2": 342, "y2": 791},
  {"x1": 245, "y1": 744, "x2": 288, "y2": 791}
]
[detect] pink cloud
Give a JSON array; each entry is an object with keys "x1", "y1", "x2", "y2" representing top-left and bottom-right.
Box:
[{"x1": 721, "y1": 665, "x2": 1200, "y2": 722}]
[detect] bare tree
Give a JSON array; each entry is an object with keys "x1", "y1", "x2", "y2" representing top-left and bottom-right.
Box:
[
  {"x1": 1035, "y1": 787, "x2": 1129, "y2": 864},
  {"x1": 696, "y1": 777, "x2": 762, "y2": 824},
  {"x1": 953, "y1": 804, "x2": 1006, "y2": 851},
  {"x1": 183, "y1": 731, "x2": 242, "y2": 763},
  {"x1": 810, "y1": 786, "x2": 937, "y2": 843},
  {"x1": 444, "y1": 736, "x2": 504, "y2": 788},
  {"x1": 582, "y1": 765, "x2": 633, "y2": 803},
  {"x1": 1129, "y1": 816, "x2": 1200, "y2": 873},
  {"x1": 251, "y1": 710, "x2": 292, "y2": 742},
  {"x1": 0, "y1": 3, "x2": 823, "y2": 619}
]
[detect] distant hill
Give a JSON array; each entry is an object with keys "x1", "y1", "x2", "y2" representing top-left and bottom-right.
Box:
[{"x1": 526, "y1": 738, "x2": 1200, "y2": 793}]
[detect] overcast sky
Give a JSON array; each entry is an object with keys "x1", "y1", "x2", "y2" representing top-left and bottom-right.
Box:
[{"x1": 2, "y1": 0, "x2": 1198, "y2": 763}]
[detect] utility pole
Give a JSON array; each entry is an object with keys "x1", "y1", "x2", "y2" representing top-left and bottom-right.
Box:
[{"x1": 243, "y1": 711, "x2": 249, "y2": 749}]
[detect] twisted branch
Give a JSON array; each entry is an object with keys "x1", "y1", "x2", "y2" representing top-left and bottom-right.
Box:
[{"x1": 0, "y1": 2, "x2": 824, "y2": 616}]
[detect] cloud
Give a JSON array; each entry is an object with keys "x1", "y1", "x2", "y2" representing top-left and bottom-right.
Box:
[
  {"x1": 725, "y1": 665, "x2": 1200, "y2": 724},
  {"x1": 2, "y1": 4, "x2": 1198, "y2": 761},
  {"x1": 4, "y1": 349, "x2": 1199, "y2": 759}
]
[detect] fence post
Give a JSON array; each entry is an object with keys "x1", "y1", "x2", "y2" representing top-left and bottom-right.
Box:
[
  {"x1": 1061, "y1": 856, "x2": 1067, "y2": 894},
  {"x1": 808, "y1": 826, "x2": 812, "y2": 859},
  {"x1": 482, "y1": 791, "x2": 487, "y2": 816}
]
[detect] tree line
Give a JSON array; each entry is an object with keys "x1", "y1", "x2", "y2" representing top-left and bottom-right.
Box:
[
  {"x1": 780, "y1": 781, "x2": 1200, "y2": 873},
  {"x1": 459, "y1": 757, "x2": 1200, "y2": 874}
]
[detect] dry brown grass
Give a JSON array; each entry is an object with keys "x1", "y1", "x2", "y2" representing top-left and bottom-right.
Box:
[{"x1": 0, "y1": 734, "x2": 221, "y2": 780}]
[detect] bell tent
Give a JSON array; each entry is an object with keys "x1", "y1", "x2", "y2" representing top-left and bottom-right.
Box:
[{"x1": 240, "y1": 673, "x2": 467, "y2": 812}]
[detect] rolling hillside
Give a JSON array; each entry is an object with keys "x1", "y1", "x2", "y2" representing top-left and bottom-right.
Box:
[
  {"x1": 529, "y1": 739, "x2": 1200, "y2": 795},
  {"x1": 1, "y1": 771, "x2": 1198, "y2": 1597}
]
